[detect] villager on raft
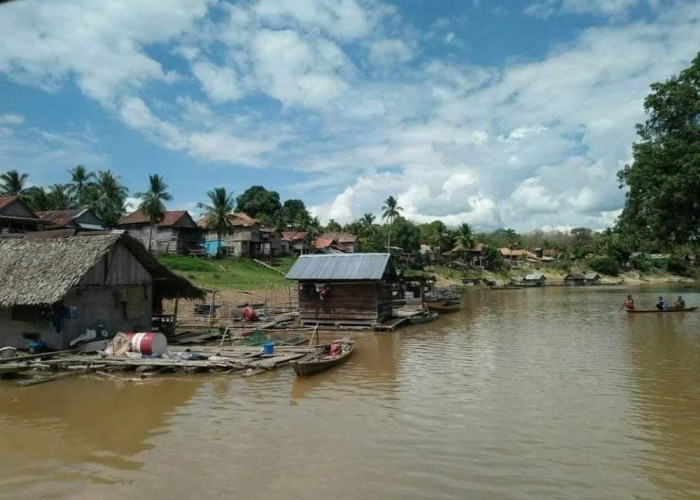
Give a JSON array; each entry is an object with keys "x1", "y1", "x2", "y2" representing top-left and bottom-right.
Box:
[{"x1": 623, "y1": 294, "x2": 635, "y2": 311}]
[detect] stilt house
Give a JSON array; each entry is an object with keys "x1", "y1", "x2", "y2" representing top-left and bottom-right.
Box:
[
  {"x1": 0, "y1": 196, "x2": 44, "y2": 233},
  {"x1": 117, "y1": 210, "x2": 200, "y2": 254},
  {"x1": 0, "y1": 232, "x2": 203, "y2": 349},
  {"x1": 286, "y1": 253, "x2": 400, "y2": 327}
]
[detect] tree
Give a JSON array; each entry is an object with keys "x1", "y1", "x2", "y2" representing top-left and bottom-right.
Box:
[
  {"x1": 453, "y1": 223, "x2": 475, "y2": 262},
  {"x1": 381, "y1": 195, "x2": 403, "y2": 249},
  {"x1": 67, "y1": 165, "x2": 96, "y2": 207},
  {"x1": 23, "y1": 186, "x2": 50, "y2": 212},
  {"x1": 198, "y1": 187, "x2": 235, "y2": 252},
  {"x1": 279, "y1": 199, "x2": 308, "y2": 228},
  {"x1": 617, "y1": 53, "x2": 700, "y2": 245},
  {"x1": 483, "y1": 246, "x2": 504, "y2": 271},
  {"x1": 136, "y1": 174, "x2": 172, "y2": 251},
  {"x1": 95, "y1": 170, "x2": 128, "y2": 228},
  {"x1": 47, "y1": 184, "x2": 73, "y2": 210},
  {"x1": 325, "y1": 219, "x2": 342, "y2": 232},
  {"x1": 236, "y1": 186, "x2": 282, "y2": 219},
  {"x1": 0, "y1": 170, "x2": 29, "y2": 196}
]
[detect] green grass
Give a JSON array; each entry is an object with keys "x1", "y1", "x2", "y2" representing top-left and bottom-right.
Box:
[{"x1": 158, "y1": 255, "x2": 297, "y2": 291}]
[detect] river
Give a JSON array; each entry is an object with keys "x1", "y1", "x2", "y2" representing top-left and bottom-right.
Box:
[{"x1": 1, "y1": 285, "x2": 699, "y2": 499}]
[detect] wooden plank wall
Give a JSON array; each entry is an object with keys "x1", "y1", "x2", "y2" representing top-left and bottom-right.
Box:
[{"x1": 298, "y1": 282, "x2": 382, "y2": 326}]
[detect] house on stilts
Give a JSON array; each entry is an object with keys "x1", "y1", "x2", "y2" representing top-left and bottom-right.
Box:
[
  {"x1": 286, "y1": 253, "x2": 400, "y2": 327},
  {"x1": 0, "y1": 232, "x2": 203, "y2": 350}
]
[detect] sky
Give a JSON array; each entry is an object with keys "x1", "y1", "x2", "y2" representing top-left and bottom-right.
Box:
[{"x1": 0, "y1": 0, "x2": 698, "y2": 231}]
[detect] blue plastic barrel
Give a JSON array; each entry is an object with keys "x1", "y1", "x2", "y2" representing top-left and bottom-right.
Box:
[{"x1": 263, "y1": 342, "x2": 274, "y2": 355}]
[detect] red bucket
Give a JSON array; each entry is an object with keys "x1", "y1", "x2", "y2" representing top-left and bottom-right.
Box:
[{"x1": 125, "y1": 332, "x2": 167, "y2": 356}]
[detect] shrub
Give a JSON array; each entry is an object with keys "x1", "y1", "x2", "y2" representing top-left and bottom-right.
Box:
[
  {"x1": 666, "y1": 257, "x2": 689, "y2": 276},
  {"x1": 588, "y1": 256, "x2": 620, "y2": 276},
  {"x1": 630, "y1": 255, "x2": 652, "y2": 273}
]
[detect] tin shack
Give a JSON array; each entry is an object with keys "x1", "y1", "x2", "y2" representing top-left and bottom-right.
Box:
[
  {"x1": 0, "y1": 232, "x2": 203, "y2": 349},
  {"x1": 286, "y1": 253, "x2": 400, "y2": 327}
]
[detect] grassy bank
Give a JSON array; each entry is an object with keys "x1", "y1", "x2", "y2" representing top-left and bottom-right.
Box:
[{"x1": 158, "y1": 255, "x2": 297, "y2": 291}]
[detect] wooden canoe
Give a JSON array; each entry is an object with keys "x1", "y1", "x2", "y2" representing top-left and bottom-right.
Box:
[
  {"x1": 409, "y1": 312, "x2": 439, "y2": 324},
  {"x1": 425, "y1": 300, "x2": 461, "y2": 312},
  {"x1": 292, "y1": 340, "x2": 355, "y2": 376},
  {"x1": 627, "y1": 307, "x2": 697, "y2": 314}
]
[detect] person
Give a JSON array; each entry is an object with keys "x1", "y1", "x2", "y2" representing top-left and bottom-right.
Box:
[
  {"x1": 241, "y1": 303, "x2": 258, "y2": 322},
  {"x1": 623, "y1": 294, "x2": 635, "y2": 310},
  {"x1": 656, "y1": 296, "x2": 668, "y2": 311},
  {"x1": 672, "y1": 296, "x2": 686, "y2": 310}
]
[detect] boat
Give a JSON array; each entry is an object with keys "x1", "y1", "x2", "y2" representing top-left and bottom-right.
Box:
[
  {"x1": 627, "y1": 307, "x2": 697, "y2": 314},
  {"x1": 489, "y1": 284, "x2": 522, "y2": 290},
  {"x1": 424, "y1": 298, "x2": 461, "y2": 312},
  {"x1": 292, "y1": 339, "x2": 355, "y2": 376},
  {"x1": 409, "y1": 311, "x2": 439, "y2": 324}
]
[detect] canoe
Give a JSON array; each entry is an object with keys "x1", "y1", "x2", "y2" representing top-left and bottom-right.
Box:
[
  {"x1": 292, "y1": 340, "x2": 355, "y2": 376},
  {"x1": 489, "y1": 285, "x2": 522, "y2": 290},
  {"x1": 425, "y1": 300, "x2": 461, "y2": 312},
  {"x1": 627, "y1": 307, "x2": 697, "y2": 314},
  {"x1": 409, "y1": 312, "x2": 439, "y2": 324}
]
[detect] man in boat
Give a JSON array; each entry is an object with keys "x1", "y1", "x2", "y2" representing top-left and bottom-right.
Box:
[
  {"x1": 656, "y1": 297, "x2": 669, "y2": 311},
  {"x1": 672, "y1": 296, "x2": 686, "y2": 310},
  {"x1": 623, "y1": 294, "x2": 635, "y2": 311}
]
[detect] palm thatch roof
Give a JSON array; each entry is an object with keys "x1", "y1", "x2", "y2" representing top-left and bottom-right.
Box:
[{"x1": 0, "y1": 232, "x2": 204, "y2": 307}]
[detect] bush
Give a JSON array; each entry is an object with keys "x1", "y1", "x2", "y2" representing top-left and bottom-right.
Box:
[
  {"x1": 630, "y1": 255, "x2": 652, "y2": 273},
  {"x1": 666, "y1": 257, "x2": 689, "y2": 276},
  {"x1": 588, "y1": 256, "x2": 620, "y2": 276}
]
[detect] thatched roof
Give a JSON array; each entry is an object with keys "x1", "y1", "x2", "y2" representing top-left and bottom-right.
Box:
[{"x1": 0, "y1": 232, "x2": 204, "y2": 307}]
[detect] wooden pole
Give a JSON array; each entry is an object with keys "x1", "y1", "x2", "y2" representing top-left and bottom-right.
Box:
[
  {"x1": 209, "y1": 290, "x2": 216, "y2": 330},
  {"x1": 173, "y1": 292, "x2": 180, "y2": 332}
]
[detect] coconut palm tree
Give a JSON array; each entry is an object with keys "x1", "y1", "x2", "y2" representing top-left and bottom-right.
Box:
[
  {"x1": 381, "y1": 196, "x2": 403, "y2": 250},
  {"x1": 0, "y1": 170, "x2": 29, "y2": 196},
  {"x1": 95, "y1": 170, "x2": 128, "y2": 228},
  {"x1": 136, "y1": 174, "x2": 172, "y2": 251},
  {"x1": 67, "y1": 165, "x2": 96, "y2": 206},
  {"x1": 23, "y1": 186, "x2": 50, "y2": 212},
  {"x1": 359, "y1": 213, "x2": 376, "y2": 237},
  {"x1": 197, "y1": 187, "x2": 235, "y2": 253},
  {"x1": 48, "y1": 184, "x2": 74, "y2": 210},
  {"x1": 453, "y1": 223, "x2": 475, "y2": 263}
]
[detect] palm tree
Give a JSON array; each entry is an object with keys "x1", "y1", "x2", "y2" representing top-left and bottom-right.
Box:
[
  {"x1": 136, "y1": 174, "x2": 172, "y2": 251},
  {"x1": 381, "y1": 195, "x2": 403, "y2": 250},
  {"x1": 67, "y1": 165, "x2": 95, "y2": 206},
  {"x1": 0, "y1": 170, "x2": 29, "y2": 196},
  {"x1": 359, "y1": 213, "x2": 376, "y2": 237},
  {"x1": 95, "y1": 170, "x2": 128, "y2": 228},
  {"x1": 197, "y1": 187, "x2": 235, "y2": 253},
  {"x1": 48, "y1": 184, "x2": 73, "y2": 210},
  {"x1": 453, "y1": 223, "x2": 475, "y2": 263},
  {"x1": 23, "y1": 186, "x2": 50, "y2": 212}
]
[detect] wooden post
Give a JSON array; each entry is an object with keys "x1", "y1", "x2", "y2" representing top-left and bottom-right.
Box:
[
  {"x1": 173, "y1": 292, "x2": 180, "y2": 332},
  {"x1": 209, "y1": 291, "x2": 216, "y2": 330}
]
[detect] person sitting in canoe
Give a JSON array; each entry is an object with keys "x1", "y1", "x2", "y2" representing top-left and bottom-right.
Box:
[
  {"x1": 672, "y1": 296, "x2": 686, "y2": 310},
  {"x1": 656, "y1": 297, "x2": 669, "y2": 311},
  {"x1": 623, "y1": 294, "x2": 635, "y2": 311}
]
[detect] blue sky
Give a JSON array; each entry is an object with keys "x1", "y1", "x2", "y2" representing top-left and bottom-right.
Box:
[{"x1": 0, "y1": 0, "x2": 698, "y2": 230}]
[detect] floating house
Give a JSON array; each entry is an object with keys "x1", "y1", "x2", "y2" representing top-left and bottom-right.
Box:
[
  {"x1": 521, "y1": 273, "x2": 547, "y2": 287},
  {"x1": 118, "y1": 210, "x2": 200, "y2": 254},
  {"x1": 36, "y1": 208, "x2": 104, "y2": 232},
  {"x1": 564, "y1": 273, "x2": 586, "y2": 286},
  {"x1": 585, "y1": 272, "x2": 601, "y2": 285},
  {"x1": 0, "y1": 196, "x2": 44, "y2": 234},
  {"x1": 286, "y1": 253, "x2": 400, "y2": 327},
  {"x1": 0, "y1": 232, "x2": 203, "y2": 349}
]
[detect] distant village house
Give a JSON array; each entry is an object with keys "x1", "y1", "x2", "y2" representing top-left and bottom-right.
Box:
[
  {"x1": 0, "y1": 196, "x2": 44, "y2": 234},
  {"x1": 118, "y1": 210, "x2": 200, "y2": 255},
  {"x1": 36, "y1": 208, "x2": 104, "y2": 232}
]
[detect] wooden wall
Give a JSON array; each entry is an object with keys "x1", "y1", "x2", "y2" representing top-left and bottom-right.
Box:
[
  {"x1": 123, "y1": 225, "x2": 201, "y2": 254},
  {"x1": 297, "y1": 281, "x2": 392, "y2": 326}
]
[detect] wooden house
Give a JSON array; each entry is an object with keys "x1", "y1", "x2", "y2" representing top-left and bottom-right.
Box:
[
  {"x1": 117, "y1": 210, "x2": 200, "y2": 254},
  {"x1": 521, "y1": 273, "x2": 547, "y2": 287},
  {"x1": 0, "y1": 196, "x2": 44, "y2": 234},
  {"x1": 0, "y1": 232, "x2": 203, "y2": 350},
  {"x1": 260, "y1": 227, "x2": 283, "y2": 257},
  {"x1": 199, "y1": 212, "x2": 265, "y2": 258},
  {"x1": 281, "y1": 230, "x2": 311, "y2": 255},
  {"x1": 564, "y1": 273, "x2": 586, "y2": 286},
  {"x1": 286, "y1": 253, "x2": 400, "y2": 327},
  {"x1": 317, "y1": 232, "x2": 359, "y2": 253},
  {"x1": 36, "y1": 208, "x2": 104, "y2": 231},
  {"x1": 585, "y1": 272, "x2": 601, "y2": 285}
]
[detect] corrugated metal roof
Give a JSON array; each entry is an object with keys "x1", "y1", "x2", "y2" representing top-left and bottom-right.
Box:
[
  {"x1": 585, "y1": 272, "x2": 600, "y2": 279},
  {"x1": 286, "y1": 253, "x2": 391, "y2": 281},
  {"x1": 524, "y1": 273, "x2": 546, "y2": 280}
]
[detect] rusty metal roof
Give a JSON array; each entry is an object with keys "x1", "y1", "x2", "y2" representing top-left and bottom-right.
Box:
[{"x1": 286, "y1": 253, "x2": 392, "y2": 281}]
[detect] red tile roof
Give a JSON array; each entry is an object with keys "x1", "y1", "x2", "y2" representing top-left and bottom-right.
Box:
[
  {"x1": 119, "y1": 210, "x2": 189, "y2": 227},
  {"x1": 230, "y1": 212, "x2": 257, "y2": 227},
  {"x1": 36, "y1": 209, "x2": 82, "y2": 228},
  {"x1": 313, "y1": 237, "x2": 335, "y2": 249}
]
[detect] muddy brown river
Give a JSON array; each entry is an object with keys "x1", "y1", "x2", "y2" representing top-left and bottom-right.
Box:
[{"x1": 2, "y1": 285, "x2": 699, "y2": 499}]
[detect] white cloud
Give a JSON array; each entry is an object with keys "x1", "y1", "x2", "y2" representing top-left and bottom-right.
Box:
[
  {"x1": 0, "y1": 114, "x2": 25, "y2": 125},
  {"x1": 525, "y1": 0, "x2": 659, "y2": 18},
  {"x1": 191, "y1": 61, "x2": 242, "y2": 103},
  {"x1": 368, "y1": 39, "x2": 413, "y2": 67}
]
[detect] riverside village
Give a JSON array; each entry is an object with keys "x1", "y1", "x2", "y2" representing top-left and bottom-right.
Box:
[{"x1": 1, "y1": 2, "x2": 699, "y2": 498}]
